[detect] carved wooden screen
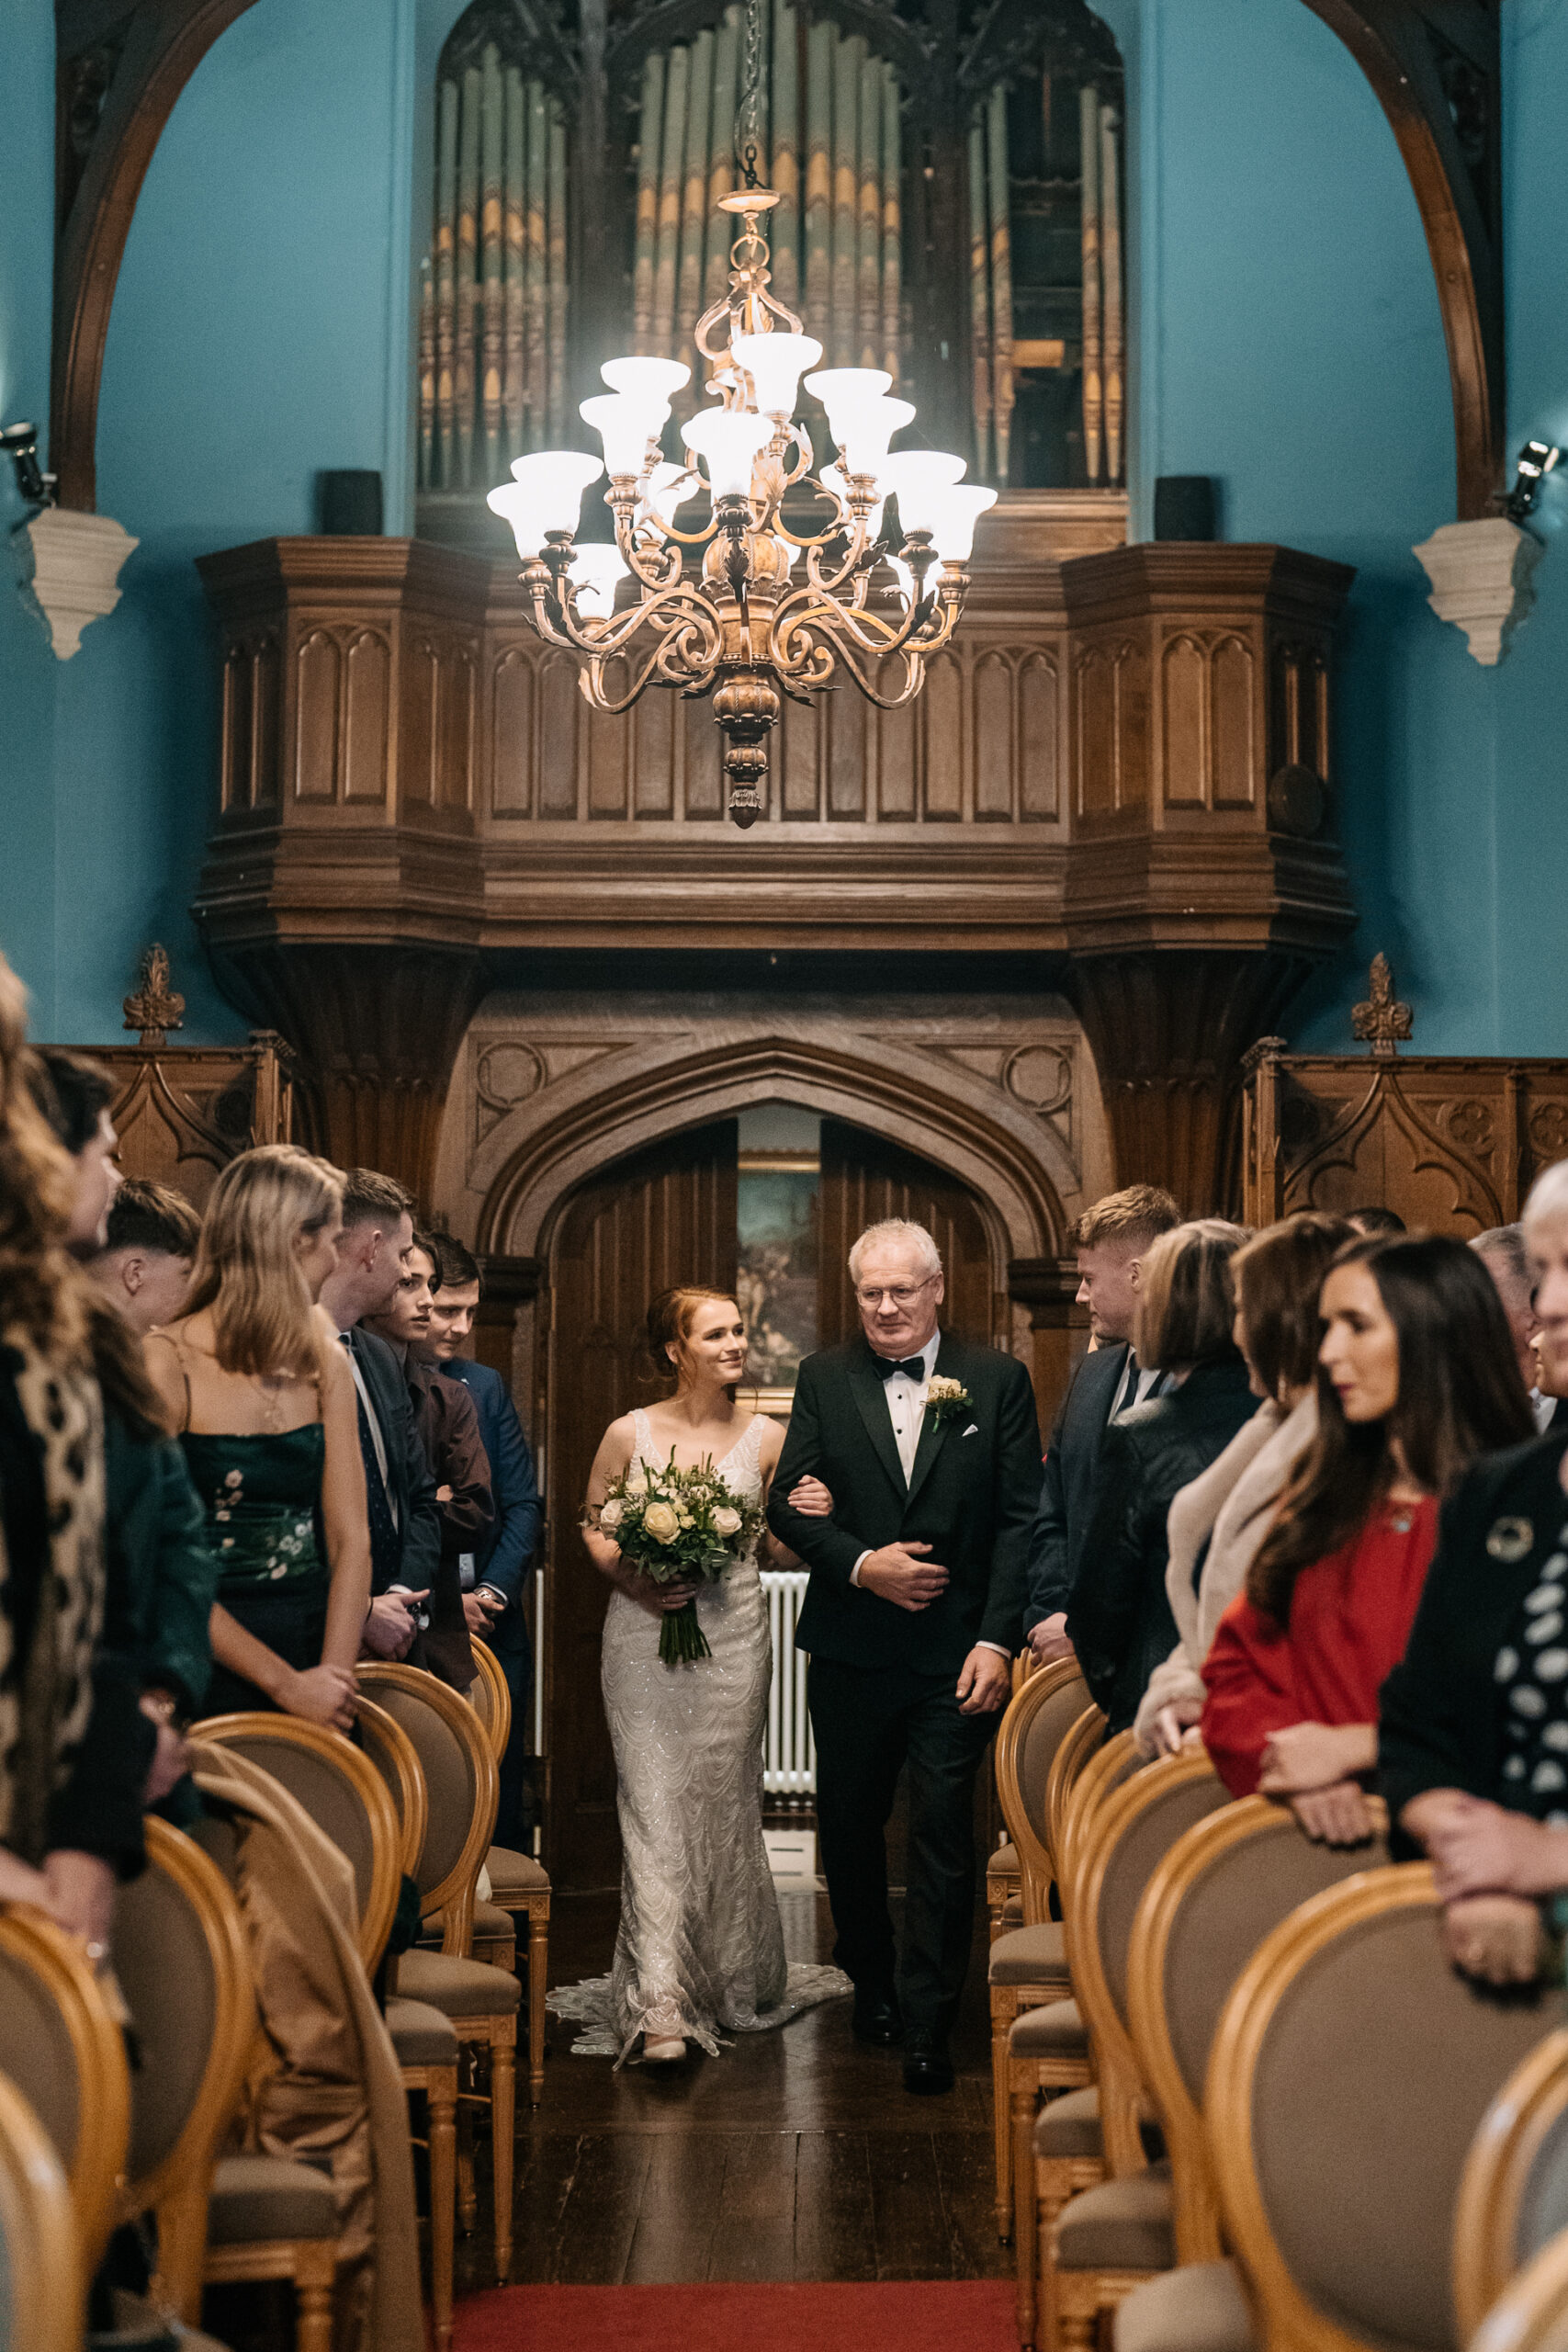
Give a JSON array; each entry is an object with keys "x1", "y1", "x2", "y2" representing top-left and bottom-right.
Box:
[{"x1": 48, "y1": 1038, "x2": 294, "y2": 1210}]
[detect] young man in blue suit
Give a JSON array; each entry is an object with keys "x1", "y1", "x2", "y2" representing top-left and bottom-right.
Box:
[
  {"x1": 1023, "y1": 1185, "x2": 1181, "y2": 1665},
  {"x1": 427, "y1": 1238, "x2": 544, "y2": 1849}
]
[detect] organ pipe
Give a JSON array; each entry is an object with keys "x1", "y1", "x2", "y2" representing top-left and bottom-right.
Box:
[
  {"x1": 1100, "y1": 100, "x2": 1124, "y2": 483},
  {"x1": 418, "y1": 258, "x2": 435, "y2": 489},
  {"x1": 678, "y1": 29, "x2": 715, "y2": 355},
  {"x1": 831, "y1": 34, "x2": 861, "y2": 368},
  {"x1": 502, "y1": 67, "x2": 525, "y2": 453},
  {"x1": 433, "y1": 76, "x2": 457, "y2": 487},
  {"x1": 881, "y1": 64, "x2": 900, "y2": 385},
  {"x1": 525, "y1": 79, "x2": 547, "y2": 438},
  {"x1": 653, "y1": 43, "x2": 688, "y2": 362},
  {"x1": 705, "y1": 8, "x2": 740, "y2": 312},
  {"x1": 968, "y1": 113, "x2": 992, "y2": 484},
  {"x1": 857, "y1": 49, "x2": 881, "y2": 369},
  {"x1": 804, "y1": 17, "x2": 832, "y2": 350},
  {"x1": 633, "y1": 50, "x2": 664, "y2": 350},
  {"x1": 985, "y1": 83, "x2": 1014, "y2": 487},
  {"x1": 480, "y1": 44, "x2": 504, "y2": 484},
  {"x1": 456, "y1": 66, "x2": 480, "y2": 487},
  {"x1": 547, "y1": 107, "x2": 567, "y2": 441},
  {"x1": 770, "y1": 0, "x2": 799, "y2": 314},
  {"x1": 1079, "y1": 81, "x2": 1103, "y2": 485}
]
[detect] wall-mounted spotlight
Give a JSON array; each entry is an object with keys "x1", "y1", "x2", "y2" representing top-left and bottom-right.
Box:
[
  {"x1": 1505, "y1": 438, "x2": 1561, "y2": 524},
  {"x1": 0, "y1": 422, "x2": 55, "y2": 507}
]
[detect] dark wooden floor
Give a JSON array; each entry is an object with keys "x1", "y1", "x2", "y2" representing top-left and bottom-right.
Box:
[{"x1": 457, "y1": 1883, "x2": 1009, "y2": 2292}]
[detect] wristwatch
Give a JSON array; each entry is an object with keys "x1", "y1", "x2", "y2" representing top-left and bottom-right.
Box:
[{"x1": 477, "y1": 1584, "x2": 507, "y2": 1610}]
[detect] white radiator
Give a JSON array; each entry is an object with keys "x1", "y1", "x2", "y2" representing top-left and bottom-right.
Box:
[{"x1": 761, "y1": 1568, "x2": 815, "y2": 1797}]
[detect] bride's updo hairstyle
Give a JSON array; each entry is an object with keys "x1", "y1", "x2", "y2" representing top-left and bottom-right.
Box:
[{"x1": 646, "y1": 1286, "x2": 743, "y2": 1392}]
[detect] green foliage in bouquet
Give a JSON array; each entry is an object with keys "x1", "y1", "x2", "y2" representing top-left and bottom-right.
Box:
[{"x1": 592, "y1": 1449, "x2": 765, "y2": 1664}]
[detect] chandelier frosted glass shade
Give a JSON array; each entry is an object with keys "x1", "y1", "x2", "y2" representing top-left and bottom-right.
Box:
[{"x1": 489, "y1": 189, "x2": 987, "y2": 828}]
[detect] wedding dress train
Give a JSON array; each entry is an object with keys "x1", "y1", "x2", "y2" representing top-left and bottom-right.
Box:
[{"x1": 549, "y1": 1408, "x2": 849, "y2": 2062}]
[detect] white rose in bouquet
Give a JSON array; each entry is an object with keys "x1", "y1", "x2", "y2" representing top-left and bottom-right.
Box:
[
  {"x1": 626, "y1": 1469, "x2": 648, "y2": 1494},
  {"x1": 712, "y1": 1506, "x2": 742, "y2": 1539},
  {"x1": 599, "y1": 1498, "x2": 624, "y2": 1531},
  {"x1": 642, "y1": 1499, "x2": 680, "y2": 1544}
]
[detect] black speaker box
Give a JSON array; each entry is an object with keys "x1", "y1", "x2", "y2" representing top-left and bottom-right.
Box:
[
  {"x1": 319, "y1": 469, "x2": 384, "y2": 536},
  {"x1": 1153, "y1": 475, "x2": 1216, "y2": 541}
]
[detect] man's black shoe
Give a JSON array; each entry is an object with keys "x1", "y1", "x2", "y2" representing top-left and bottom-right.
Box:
[
  {"x1": 902, "y1": 2035, "x2": 954, "y2": 2096},
  {"x1": 852, "y1": 1988, "x2": 904, "y2": 2046}
]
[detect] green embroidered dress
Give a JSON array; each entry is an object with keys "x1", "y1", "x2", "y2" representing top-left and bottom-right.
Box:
[{"x1": 182, "y1": 1424, "x2": 329, "y2": 1716}]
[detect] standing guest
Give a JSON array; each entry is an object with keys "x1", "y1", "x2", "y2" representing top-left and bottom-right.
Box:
[
  {"x1": 1472, "y1": 1224, "x2": 1561, "y2": 1433},
  {"x1": 34, "y1": 1058, "x2": 215, "y2": 1797},
  {"x1": 363, "y1": 1235, "x2": 489, "y2": 1690},
  {"x1": 1023, "y1": 1185, "x2": 1182, "y2": 1664},
  {"x1": 1134, "y1": 1212, "x2": 1355, "y2": 1755},
  {"x1": 425, "y1": 1235, "x2": 542, "y2": 1848},
  {"x1": 89, "y1": 1178, "x2": 200, "y2": 1337},
  {"x1": 1068, "y1": 1221, "x2": 1255, "y2": 1733},
  {"x1": 1382, "y1": 1164, "x2": 1568, "y2": 1985},
  {"x1": 0, "y1": 961, "x2": 153, "y2": 1947},
  {"x1": 33, "y1": 1049, "x2": 120, "y2": 1251},
  {"x1": 144, "y1": 1147, "x2": 370, "y2": 1730},
  {"x1": 1204, "y1": 1234, "x2": 1530, "y2": 1842},
  {"x1": 769, "y1": 1220, "x2": 1042, "y2": 2095},
  {"x1": 318, "y1": 1170, "x2": 441, "y2": 1666},
  {"x1": 1348, "y1": 1206, "x2": 1406, "y2": 1238}
]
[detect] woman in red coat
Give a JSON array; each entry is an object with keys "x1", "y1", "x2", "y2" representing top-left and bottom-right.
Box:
[{"x1": 1201, "y1": 1234, "x2": 1531, "y2": 1841}]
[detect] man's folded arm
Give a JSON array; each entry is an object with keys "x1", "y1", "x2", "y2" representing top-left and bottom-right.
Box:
[{"x1": 767, "y1": 1367, "x2": 864, "y2": 1581}]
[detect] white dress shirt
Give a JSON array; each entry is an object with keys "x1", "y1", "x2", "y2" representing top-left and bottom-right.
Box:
[
  {"x1": 339, "y1": 1327, "x2": 399, "y2": 1528},
  {"x1": 1534, "y1": 1386, "x2": 1559, "y2": 1434},
  {"x1": 1110, "y1": 1349, "x2": 1166, "y2": 1422},
  {"x1": 849, "y1": 1331, "x2": 1010, "y2": 1658}
]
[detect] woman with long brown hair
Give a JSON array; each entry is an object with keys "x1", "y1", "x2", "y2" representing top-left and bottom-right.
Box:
[
  {"x1": 144, "y1": 1145, "x2": 371, "y2": 1728},
  {"x1": 562, "y1": 1286, "x2": 845, "y2": 2066},
  {"x1": 1201, "y1": 1233, "x2": 1532, "y2": 1839}
]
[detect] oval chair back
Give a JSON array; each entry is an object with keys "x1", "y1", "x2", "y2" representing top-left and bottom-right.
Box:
[
  {"x1": 1208, "y1": 1864, "x2": 1564, "y2": 2352},
  {"x1": 1044, "y1": 1702, "x2": 1108, "y2": 1871},
  {"x1": 1473, "y1": 2231, "x2": 1568, "y2": 2352},
  {"x1": 1456, "y1": 2029, "x2": 1568, "y2": 2337},
  {"x1": 0, "y1": 2067, "x2": 81, "y2": 2352},
  {"x1": 1056, "y1": 1725, "x2": 1145, "y2": 1895},
  {"x1": 356, "y1": 1663, "x2": 497, "y2": 1953},
  {"x1": 114, "y1": 1816, "x2": 258, "y2": 2319},
  {"x1": 198, "y1": 1713, "x2": 401, "y2": 1973},
  {"x1": 0, "y1": 1907, "x2": 130, "y2": 2276},
  {"x1": 356, "y1": 1693, "x2": 430, "y2": 1881},
  {"x1": 994, "y1": 1659, "x2": 1089, "y2": 1922},
  {"x1": 1066, "y1": 1752, "x2": 1227, "y2": 2177},
  {"x1": 1127, "y1": 1793, "x2": 1390, "y2": 2264},
  {"x1": 468, "y1": 1640, "x2": 512, "y2": 1767}
]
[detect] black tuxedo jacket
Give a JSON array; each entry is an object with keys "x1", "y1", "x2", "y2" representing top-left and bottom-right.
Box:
[
  {"x1": 1022, "y1": 1340, "x2": 1130, "y2": 1633},
  {"x1": 344, "y1": 1326, "x2": 442, "y2": 1594},
  {"x1": 767, "y1": 1333, "x2": 1042, "y2": 1676}
]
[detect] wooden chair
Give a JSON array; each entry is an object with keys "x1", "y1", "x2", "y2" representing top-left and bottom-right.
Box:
[
  {"x1": 1031, "y1": 1753, "x2": 1228, "y2": 2352},
  {"x1": 1456, "y1": 2028, "x2": 1568, "y2": 2340},
  {"x1": 0, "y1": 1905, "x2": 130, "y2": 2278},
  {"x1": 1207, "y1": 1865, "x2": 1562, "y2": 2352},
  {"x1": 358, "y1": 1661, "x2": 521, "y2": 2284},
  {"x1": 0, "y1": 2067, "x2": 83, "y2": 2352},
  {"x1": 468, "y1": 1634, "x2": 552, "y2": 2100},
  {"x1": 356, "y1": 1693, "x2": 460, "y2": 2352},
  {"x1": 199, "y1": 1712, "x2": 402, "y2": 1972},
  {"x1": 1472, "y1": 2230, "x2": 1568, "y2": 2352},
  {"x1": 987, "y1": 1663, "x2": 1092, "y2": 2234}
]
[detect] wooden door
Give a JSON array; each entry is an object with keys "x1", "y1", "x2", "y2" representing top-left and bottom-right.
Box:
[
  {"x1": 542, "y1": 1122, "x2": 738, "y2": 1888},
  {"x1": 817, "y1": 1118, "x2": 1002, "y2": 1350}
]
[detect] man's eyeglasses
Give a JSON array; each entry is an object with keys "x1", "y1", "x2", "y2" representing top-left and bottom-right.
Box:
[{"x1": 855, "y1": 1277, "x2": 937, "y2": 1307}]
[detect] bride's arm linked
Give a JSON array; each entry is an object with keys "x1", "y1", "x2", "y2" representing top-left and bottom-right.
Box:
[
  {"x1": 581, "y1": 1415, "x2": 696, "y2": 1616},
  {"x1": 759, "y1": 1419, "x2": 818, "y2": 1567}
]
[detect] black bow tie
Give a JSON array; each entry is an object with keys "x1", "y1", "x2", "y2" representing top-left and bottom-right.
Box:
[{"x1": 872, "y1": 1354, "x2": 929, "y2": 1382}]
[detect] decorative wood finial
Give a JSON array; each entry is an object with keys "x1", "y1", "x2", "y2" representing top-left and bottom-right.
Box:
[
  {"x1": 1351, "y1": 955, "x2": 1413, "y2": 1059},
  {"x1": 122, "y1": 944, "x2": 186, "y2": 1046}
]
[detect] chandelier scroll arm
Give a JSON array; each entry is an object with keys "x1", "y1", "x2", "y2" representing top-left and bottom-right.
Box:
[{"x1": 577, "y1": 613, "x2": 725, "y2": 715}]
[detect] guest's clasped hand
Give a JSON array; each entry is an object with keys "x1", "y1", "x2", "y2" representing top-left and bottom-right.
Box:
[
  {"x1": 362, "y1": 1589, "x2": 427, "y2": 1660},
  {"x1": 1257, "y1": 1721, "x2": 1380, "y2": 1846},
  {"x1": 1400, "y1": 1792, "x2": 1568, "y2": 1986},
  {"x1": 282, "y1": 1662, "x2": 359, "y2": 1732}
]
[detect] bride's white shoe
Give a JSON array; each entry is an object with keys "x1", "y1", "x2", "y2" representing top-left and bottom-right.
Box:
[{"x1": 643, "y1": 2032, "x2": 687, "y2": 2064}]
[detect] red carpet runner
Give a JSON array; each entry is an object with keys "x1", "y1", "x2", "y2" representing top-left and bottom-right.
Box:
[{"x1": 454, "y1": 2279, "x2": 1015, "y2": 2350}]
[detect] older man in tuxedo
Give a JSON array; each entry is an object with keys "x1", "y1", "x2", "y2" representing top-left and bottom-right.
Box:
[
  {"x1": 769, "y1": 1219, "x2": 1041, "y2": 2094},
  {"x1": 1023, "y1": 1184, "x2": 1181, "y2": 1664}
]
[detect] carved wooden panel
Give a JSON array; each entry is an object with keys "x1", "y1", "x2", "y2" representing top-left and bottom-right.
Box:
[{"x1": 43, "y1": 1038, "x2": 293, "y2": 1210}]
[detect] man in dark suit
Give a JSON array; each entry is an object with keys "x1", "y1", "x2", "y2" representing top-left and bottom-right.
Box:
[
  {"x1": 427, "y1": 1236, "x2": 544, "y2": 1848},
  {"x1": 769, "y1": 1219, "x2": 1042, "y2": 2094},
  {"x1": 318, "y1": 1170, "x2": 442, "y2": 1660},
  {"x1": 1023, "y1": 1185, "x2": 1181, "y2": 1665}
]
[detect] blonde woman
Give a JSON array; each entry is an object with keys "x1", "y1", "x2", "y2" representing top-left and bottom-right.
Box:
[{"x1": 144, "y1": 1147, "x2": 370, "y2": 1729}]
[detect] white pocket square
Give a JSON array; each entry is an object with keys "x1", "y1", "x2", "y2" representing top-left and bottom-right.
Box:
[{"x1": 962, "y1": 1423, "x2": 979, "y2": 1437}]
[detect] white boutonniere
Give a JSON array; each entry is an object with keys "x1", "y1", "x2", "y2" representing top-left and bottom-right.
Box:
[{"x1": 925, "y1": 1374, "x2": 972, "y2": 1427}]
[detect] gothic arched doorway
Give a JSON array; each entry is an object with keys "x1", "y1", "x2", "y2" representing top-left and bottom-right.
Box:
[{"x1": 539, "y1": 1110, "x2": 999, "y2": 1888}]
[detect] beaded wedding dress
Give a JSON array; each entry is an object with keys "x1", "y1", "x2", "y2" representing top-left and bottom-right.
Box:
[{"x1": 549, "y1": 1408, "x2": 850, "y2": 2063}]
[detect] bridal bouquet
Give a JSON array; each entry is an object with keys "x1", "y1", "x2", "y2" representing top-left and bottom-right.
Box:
[{"x1": 593, "y1": 1450, "x2": 765, "y2": 1665}]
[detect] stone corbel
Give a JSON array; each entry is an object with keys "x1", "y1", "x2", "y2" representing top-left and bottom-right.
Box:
[
  {"x1": 13, "y1": 506, "x2": 138, "y2": 659},
  {"x1": 1413, "y1": 516, "x2": 1542, "y2": 665}
]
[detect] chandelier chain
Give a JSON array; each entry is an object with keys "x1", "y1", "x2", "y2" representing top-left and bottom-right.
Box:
[{"x1": 736, "y1": 0, "x2": 765, "y2": 188}]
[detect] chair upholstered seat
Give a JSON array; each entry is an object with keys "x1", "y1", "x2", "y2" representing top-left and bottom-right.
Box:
[
  {"x1": 988, "y1": 1922, "x2": 1069, "y2": 1985},
  {"x1": 486, "y1": 1846, "x2": 549, "y2": 1898},
  {"x1": 398, "y1": 1949, "x2": 523, "y2": 2018},
  {"x1": 1113, "y1": 2261, "x2": 1255, "y2": 2352},
  {"x1": 1055, "y1": 2165, "x2": 1175, "y2": 2273},
  {"x1": 473, "y1": 1900, "x2": 517, "y2": 1940},
  {"x1": 208, "y1": 2154, "x2": 338, "y2": 2245},
  {"x1": 1034, "y1": 2086, "x2": 1102, "y2": 2160},
  {"x1": 1009, "y1": 1997, "x2": 1087, "y2": 2059},
  {"x1": 386, "y1": 1996, "x2": 460, "y2": 2066},
  {"x1": 1000, "y1": 1894, "x2": 1024, "y2": 1927}
]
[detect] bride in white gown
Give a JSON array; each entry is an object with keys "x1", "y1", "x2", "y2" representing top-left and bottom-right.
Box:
[{"x1": 556, "y1": 1285, "x2": 849, "y2": 2065}]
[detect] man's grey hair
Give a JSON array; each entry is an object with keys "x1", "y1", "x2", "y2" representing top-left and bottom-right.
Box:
[
  {"x1": 1471, "y1": 1224, "x2": 1532, "y2": 1292},
  {"x1": 1525, "y1": 1162, "x2": 1568, "y2": 1235},
  {"x1": 848, "y1": 1219, "x2": 943, "y2": 1285}
]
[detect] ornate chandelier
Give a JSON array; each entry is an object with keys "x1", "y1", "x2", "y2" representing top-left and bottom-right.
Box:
[{"x1": 487, "y1": 137, "x2": 993, "y2": 828}]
